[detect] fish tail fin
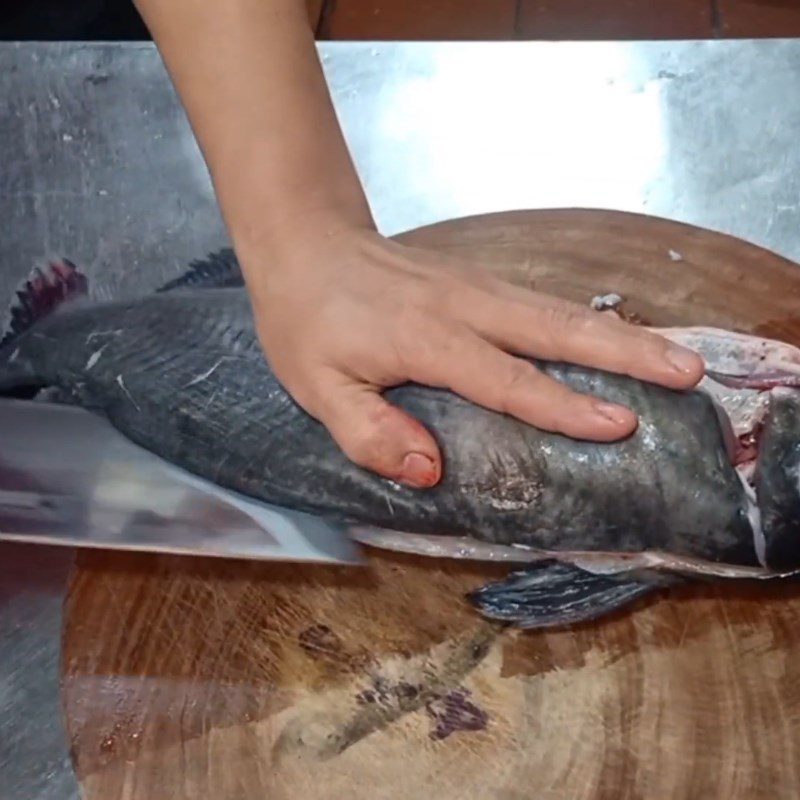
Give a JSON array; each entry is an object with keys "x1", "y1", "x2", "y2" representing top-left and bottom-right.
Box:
[
  {"x1": 468, "y1": 560, "x2": 677, "y2": 629},
  {"x1": 1, "y1": 258, "x2": 89, "y2": 349},
  {"x1": 0, "y1": 258, "x2": 89, "y2": 394},
  {"x1": 156, "y1": 248, "x2": 243, "y2": 292}
]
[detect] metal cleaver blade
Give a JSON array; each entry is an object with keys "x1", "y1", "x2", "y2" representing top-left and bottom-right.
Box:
[{"x1": 0, "y1": 398, "x2": 364, "y2": 565}]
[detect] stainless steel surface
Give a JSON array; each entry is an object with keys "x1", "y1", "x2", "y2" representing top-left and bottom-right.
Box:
[
  {"x1": 0, "y1": 399, "x2": 362, "y2": 564},
  {"x1": 2, "y1": 38, "x2": 800, "y2": 799},
  {"x1": 0, "y1": 543, "x2": 78, "y2": 800}
]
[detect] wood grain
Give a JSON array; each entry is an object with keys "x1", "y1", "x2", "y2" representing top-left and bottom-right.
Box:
[
  {"x1": 718, "y1": 0, "x2": 800, "y2": 37},
  {"x1": 307, "y1": 0, "x2": 326, "y2": 32},
  {"x1": 318, "y1": 0, "x2": 517, "y2": 40},
  {"x1": 62, "y1": 209, "x2": 800, "y2": 799},
  {"x1": 516, "y1": 0, "x2": 713, "y2": 40}
]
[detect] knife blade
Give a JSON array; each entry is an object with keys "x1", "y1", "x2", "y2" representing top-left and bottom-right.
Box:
[{"x1": 0, "y1": 398, "x2": 364, "y2": 565}]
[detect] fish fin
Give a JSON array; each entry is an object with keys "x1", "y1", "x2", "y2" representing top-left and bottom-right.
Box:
[
  {"x1": 157, "y1": 248, "x2": 244, "y2": 292},
  {"x1": 468, "y1": 560, "x2": 677, "y2": 629},
  {"x1": 0, "y1": 259, "x2": 88, "y2": 350}
]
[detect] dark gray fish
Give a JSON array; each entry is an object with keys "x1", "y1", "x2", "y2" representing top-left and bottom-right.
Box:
[{"x1": 1, "y1": 253, "x2": 799, "y2": 630}]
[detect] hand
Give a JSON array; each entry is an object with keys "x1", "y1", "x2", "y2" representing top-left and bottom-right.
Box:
[
  {"x1": 241, "y1": 222, "x2": 705, "y2": 489},
  {"x1": 135, "y1": 0, "x2": 702, "y2": 490}
]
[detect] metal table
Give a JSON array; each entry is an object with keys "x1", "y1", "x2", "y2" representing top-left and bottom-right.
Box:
[{"x1": 2, "y1": 38, "x2": 800, "y2": 799}]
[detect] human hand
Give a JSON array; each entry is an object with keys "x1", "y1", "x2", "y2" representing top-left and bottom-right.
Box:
[
  {"x1": 241, "y1": 222, "x2": 705, "y2": 489},
  {"x1": 133, "y1": 0, "x2": 703, "y2": 490}
]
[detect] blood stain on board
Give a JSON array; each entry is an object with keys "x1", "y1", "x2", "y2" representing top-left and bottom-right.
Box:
[{"x1": 426, "y1": 687, "x2": 488, "y2": 740}]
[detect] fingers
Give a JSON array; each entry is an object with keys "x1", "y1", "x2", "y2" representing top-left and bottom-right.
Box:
[
  {"x1": 304, "y1": 377, "x2": 442, "y2": 488},
  {"x1": 408, "y1": 328, "x2": 637, "y2": 441},
  {"x1": 458, "y1": 285, "x2": 705, "y2": 390},
  {"x1": 292, "y1": 326, "x2": 638, "y2": 493}
]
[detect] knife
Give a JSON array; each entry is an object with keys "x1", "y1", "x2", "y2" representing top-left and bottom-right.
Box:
[{"x1": 0, "y1": 398, "x2": 364, "y2": 565}]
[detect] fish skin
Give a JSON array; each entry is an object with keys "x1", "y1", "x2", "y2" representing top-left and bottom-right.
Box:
[
  {"x1": 0, "y1": 265, "x2": 762, "y2": 569},
  {"x1": 755, "y1": 389, "x2": 800, "y2": 571}
]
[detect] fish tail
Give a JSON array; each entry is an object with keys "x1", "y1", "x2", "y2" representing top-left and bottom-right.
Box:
[
  {"x1": 0, "y1": 258, "x2": 89, "y2": 394},
  {"x1": 1, "y1": 258, "x2": 88, "y2": 349}
]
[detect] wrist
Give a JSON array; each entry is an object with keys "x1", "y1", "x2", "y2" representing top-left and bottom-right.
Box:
[
  {"x1": 229, "y1": 199, "x2": 377, "y2": 288},
  {"x1": 204, "y1": 131, "x2": 380, "y2": 288},
  {"x1": 228, "y1": 193, "x2": 376, "y2": 262}
]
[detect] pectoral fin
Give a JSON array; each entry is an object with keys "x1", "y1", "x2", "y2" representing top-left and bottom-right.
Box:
[{"x1": 468, "y1": 560, "x2": 679, "y2": 629}]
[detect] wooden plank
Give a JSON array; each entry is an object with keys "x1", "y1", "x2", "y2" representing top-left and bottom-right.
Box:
[
  {"x1": 320, "y1": 0, "x2": 517, "y2": 40},
  {"x1": 308, "y1": 0, "x2": 326, "y2": 32},
  {"x1": 718, "y1": 0, "x2": 800, "y2": 37},
  {"x1": 517, "y1": 0, "x2": 714, "y2": 39}
]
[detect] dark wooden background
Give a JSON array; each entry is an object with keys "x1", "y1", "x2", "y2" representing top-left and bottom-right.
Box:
[{"x1": 1, "y1": 0, "x2": 799, "y2": 41}]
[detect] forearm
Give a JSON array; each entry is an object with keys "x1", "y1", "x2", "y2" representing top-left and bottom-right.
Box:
[{"x1": 134, "y1": 0, "x2": 374, "y2": 267}]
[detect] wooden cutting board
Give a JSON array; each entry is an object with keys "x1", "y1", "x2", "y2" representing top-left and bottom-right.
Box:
[{"x1": 62, "y1": 209, "x2": 800, "y2": 800}]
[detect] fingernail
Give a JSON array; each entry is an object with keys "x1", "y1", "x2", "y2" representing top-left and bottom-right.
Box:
[
  {"x1": 666, "y1": 344, "x2": 701, "y2": 374},
  {"x1": 593, "y1": 402, "x2": 633, "y2": 426},
  {"x1": 399, "y1": 452, "x2": 439, "y2": 488}
]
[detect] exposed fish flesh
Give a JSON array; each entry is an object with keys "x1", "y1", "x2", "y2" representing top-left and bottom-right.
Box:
[{"x1": 2, "y1": 253, "x2": 800, "y2": 630}]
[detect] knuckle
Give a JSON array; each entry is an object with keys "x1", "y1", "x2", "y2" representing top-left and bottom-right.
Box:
[
  {"x1": 338, "y1": 402, "x2": 400, "y2": 469},
  {"x1": 616, "y1": 326, "x2": 673, "y2": 362},
  {"x1": 395, "y1": 304, "x2": 433, "y2": 344},
  {"x1": 498, "y1": 359, "x2": 536, "y2": 412},
  {"x1": 389, "y1": 283, "x2": 433, "y2": 329},
  {"x1": 543, "y1": 301, "x2": 594, "y2": 335},
  {"x1": 421, "y1": 272, "x2": 469, "y2": 319},
  {"x1": 340, "y1": 421, "x2": 383, "y2": 466},
  {"x1": 391, "y1": 273, "x2": 470, "y2": 339},
  {"x1": 397, "y1": 320, "x2": 464, "y2": 379},
  {"x1": 429, "y1": 271, "x2": 462, "y2": 298}
]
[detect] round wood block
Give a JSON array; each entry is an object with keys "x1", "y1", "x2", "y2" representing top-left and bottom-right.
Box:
[{"x1": 62, "y1": 209, "x2": 800, "y2": 799}]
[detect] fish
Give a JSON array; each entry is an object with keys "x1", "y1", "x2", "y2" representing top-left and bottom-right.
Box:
[{"x1": 2, "y1": 252, "x2": 800, "y2": 630}]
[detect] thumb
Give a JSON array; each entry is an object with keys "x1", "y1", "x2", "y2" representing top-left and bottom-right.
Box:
[{"x1": 313, "y1": 381, "x2": 442, "y2": 488}]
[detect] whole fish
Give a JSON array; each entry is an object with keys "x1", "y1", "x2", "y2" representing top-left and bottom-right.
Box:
[{"x1": 2, "y1": 252, "x2": 800, "y2": 629}]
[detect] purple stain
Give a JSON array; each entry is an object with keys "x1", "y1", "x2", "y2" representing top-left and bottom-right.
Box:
[
  {"x1": 351, "y1": 679, "x2": 488, "y2": 744},
  {"x1": 426, "y1": 687, "x2": 488, "y2": 741}
]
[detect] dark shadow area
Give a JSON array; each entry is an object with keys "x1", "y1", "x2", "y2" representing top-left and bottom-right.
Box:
[{"x1": 0, "y1": 0, "x2": 150, "y2": 40}]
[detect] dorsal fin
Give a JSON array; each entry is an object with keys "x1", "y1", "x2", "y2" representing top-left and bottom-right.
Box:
[
  {"x1": 1, "y1": 259, "x2": 88, "y2": 349},
  {"x1": 157, "y1": 248, "x2": 244, "y2": 292}
]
